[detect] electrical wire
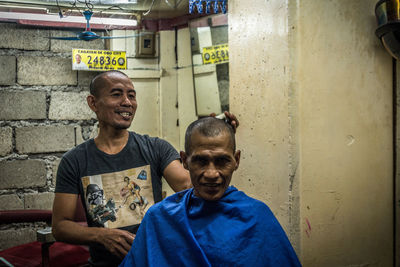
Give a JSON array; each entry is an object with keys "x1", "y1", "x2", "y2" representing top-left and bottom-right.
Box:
[
  {"x1": 80, "y1": 0, "x2": 94, "y2": 10},
  {"x1": 164, "y1": 0, "x2": 184, "y2": 9},
  {"x1": 56, "y1": 0, "x2": 62, "y2": 17},
  {"x1": 144, "y1": 0, "x2": 181, "y2": 16},
  {"x1": 68, "y1": 0, "x2": 83, "y2": 15},
  {"x1": 54, "y1": 0, "x2": 142, "y2": 28},
  {"x1": 164, "y1": 0, "x2": 173, "y2": 8},
  {"x1": 143, "y1": 0, "x2": 155, "y2": 16},
  {"x1": 56, "y1": 0, "x2": 79, "y2": 18}
]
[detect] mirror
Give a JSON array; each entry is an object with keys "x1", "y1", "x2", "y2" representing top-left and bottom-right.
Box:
[{"x1": 189, "y1": 14, "x2": 229, "y2": 116}]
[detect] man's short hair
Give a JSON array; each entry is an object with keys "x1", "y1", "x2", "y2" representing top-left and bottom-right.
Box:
[
  {"x1": 184, "y1": 117, "x2": 236, "y2": 155},
  {"x1": 89, "y1": 70, "x2": 129, "y2": 97}
]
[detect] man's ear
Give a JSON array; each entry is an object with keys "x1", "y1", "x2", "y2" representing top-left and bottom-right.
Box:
[
  {"x1": 234, "y1": 150, "x2": 241, "y2": 170},
  {"x1": 180, "y1": 151, "x2": 189, "y2": 170},
  {"x1": 87, "y1": 95, "x2": 97, "y2": 113}
]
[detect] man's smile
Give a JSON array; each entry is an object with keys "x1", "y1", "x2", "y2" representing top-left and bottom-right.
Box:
[
  {"x1": 116, "y1": 111, "x2": 133, "y2": 120},
  {"x1": 200, "y1": 182, "x2": 223, "y2": 187}
]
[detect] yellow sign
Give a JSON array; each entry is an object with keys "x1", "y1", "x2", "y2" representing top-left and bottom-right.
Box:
[
  {"x1": 202, "y1": 44, "x2": 229, "y2": 65},
  {"x1": 72, "y1": 49, "x2": 127, "y2": 71}
]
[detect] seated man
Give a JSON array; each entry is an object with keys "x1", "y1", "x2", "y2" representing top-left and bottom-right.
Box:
[{"x1": 120, "y1": 117, "x2": 301, "y2": 267}]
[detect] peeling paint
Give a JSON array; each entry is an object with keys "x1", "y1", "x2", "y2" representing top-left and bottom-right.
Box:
[
  {"x1": 331, "y1": 206, "x2": 340, "y2": 221},
  {"x1": 346, "y1": 135, "x2": 355, "y2": 146},
  {"x1": 305, "y1": 218, "x2": 312, "y2": 238}
]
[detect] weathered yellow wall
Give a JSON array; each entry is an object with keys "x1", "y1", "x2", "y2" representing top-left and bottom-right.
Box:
[
  {"x1": 229, "y1": 0, "x2": 294, "y2": 243},
  {"x1": 229, "y1": 0, "x2": 393, "y2": 265},
  {"x1": 297, "y1": 1, "x2": 393, "y2": 265}
]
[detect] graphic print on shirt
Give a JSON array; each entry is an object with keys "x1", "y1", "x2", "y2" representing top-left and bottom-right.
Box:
[{"x1": 82, "y1": 165, "x2": 153, "y2": 228}]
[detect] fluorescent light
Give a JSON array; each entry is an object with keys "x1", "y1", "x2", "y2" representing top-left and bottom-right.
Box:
[
  {"x1": 0, "y1": 5, "x2": 47, "y2": 11},
  {"x1": 98, "y1": 0, "x2": 138, "y2": 3},
  {"x1": 0, "y1": 11, "x2": 137, "y2": 26}
]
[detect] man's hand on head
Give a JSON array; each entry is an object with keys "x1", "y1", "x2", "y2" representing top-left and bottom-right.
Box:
[
  {"x1": 223, "y1": 111, "x2": 239, "y2": 132},
  {"x1": 210, "y1": 111, "x2": 239, "y2": 133},
  {"x1": 98, "y1": 228, "x2": 135, "y2": 259}
]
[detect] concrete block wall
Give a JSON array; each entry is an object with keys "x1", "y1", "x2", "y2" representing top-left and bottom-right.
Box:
[{"x1": 0, "y1": 22, "x2": 104, "y2": 250}]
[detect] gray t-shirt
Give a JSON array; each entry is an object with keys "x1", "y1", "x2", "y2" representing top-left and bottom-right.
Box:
[{"x1": 55, "y1": 131, "x2": 180, "y2": 266}]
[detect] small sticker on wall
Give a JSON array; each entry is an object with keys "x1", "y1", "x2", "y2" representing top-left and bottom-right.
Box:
[
  {"x1": 72, "y1": 49, "x2": 127, "y2": 71},
  {"x1": 202, "y1": 43, "x2": 229, "y2": 65}
]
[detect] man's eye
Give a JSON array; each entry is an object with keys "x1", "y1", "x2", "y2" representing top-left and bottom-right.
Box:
[
  {"x1": 129, "y1": 95, "x2": 136, "y2": 99},
  {"x1": 215, "y1": 158, "x2": 230, "y2": 166},
  {"x1": 193, "y1": 158, "x2": 207, "y2": 166}
]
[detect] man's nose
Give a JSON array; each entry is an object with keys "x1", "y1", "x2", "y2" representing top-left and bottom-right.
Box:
[
  {"x1": 203, "y1": 163, "x2": 219, "y2": 179},
  {"x1": 121, "y1": 94, "x2": 133, "y2": 106}
]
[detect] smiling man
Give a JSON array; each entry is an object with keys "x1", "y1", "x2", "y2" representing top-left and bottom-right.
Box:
[
  {"x1": 120, "y1": 117, "x2": 301, "y2": 267},
  {"x1": 51, "y1": 71, "x2": 240, "y2": 266}
]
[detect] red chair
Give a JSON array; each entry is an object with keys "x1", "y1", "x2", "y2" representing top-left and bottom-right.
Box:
[{"x1": 0, "y1": 199, "x2": 89, "y2": 267}]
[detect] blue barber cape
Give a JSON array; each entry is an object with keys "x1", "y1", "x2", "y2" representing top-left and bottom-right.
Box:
[{"x1": 120, "y1": 186, "x2": 301, "y2": 267}]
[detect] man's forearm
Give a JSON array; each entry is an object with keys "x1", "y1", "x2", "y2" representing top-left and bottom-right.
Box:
[
  {"x1": 163, "y1": 160, "x2": 193, "y2": 192},
  {"x1": 52, "y1": 219, "x2": 103, "y2": 245},
  {"x1": 52, "y1": 219, "x2": 135, "y2": 259}
]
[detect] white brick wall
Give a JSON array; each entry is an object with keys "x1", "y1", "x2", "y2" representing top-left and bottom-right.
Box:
[
  {"x1": 0, "y1": 194, "x2": 24, "y2": 210},
  {"x1": 0, "y1": 90, "x2": 47, "y2": 120},
  {"x1": 15, "y1": 125, "x2": 83, "y2": 154},
  {"x1": 25, "y1": 192, "x2": 55, "y2": 210},
  {"x1": 0, "y1": 55, "x2": 16, "y2": 85},
  {"x1": 0, "y1": 160, "x2": 47, "y2": 189},
  {"x1": 0, "y1": 23, "x2": 50, "y2": 51},
  {"x1": 0, "y1": 228, "x2": 39, "y2": 250},
  {"x1": 18, "y1": 56, "x2": 77, "y2": 86},
  {"x1": 0, "y1": 127, "x2": 13, "y2": 156},
  {"x1": 49, "y1": 91, "x2": 95, "y2": 120}
]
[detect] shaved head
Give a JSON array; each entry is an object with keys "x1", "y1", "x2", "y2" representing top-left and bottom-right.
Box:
[
  {"x1": 89, "y1": 70, "x2": 130, "y2": 97},
  {"x1": 185, "y1": 117, "x2": 236, "y2": 155}
]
